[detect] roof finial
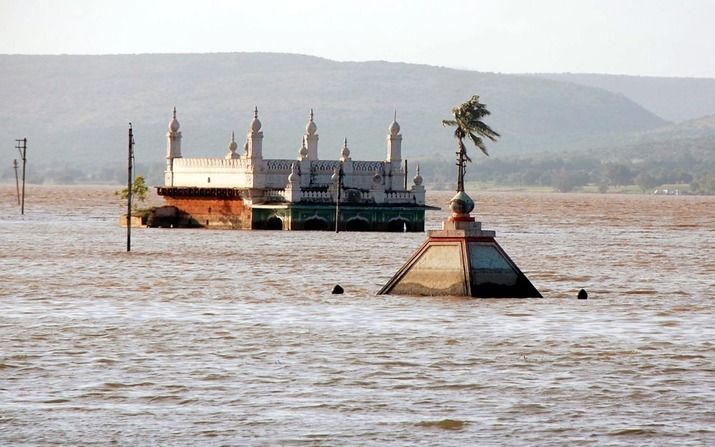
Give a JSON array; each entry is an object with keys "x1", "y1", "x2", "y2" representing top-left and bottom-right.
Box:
[
  {"x1": 250, "y1": 107, "x2": 262, "y2": 133},
  {"x1": 306, "y1": 109, "x2": 318, "y2": 135},
  {"x1": 231, "y1": 131, "x2": 235, "y2": 142},
  {"x1": 340, "y1": 137, "x2": 350, "y2": 161},
  {"x1": 169, "y1": 107, "x2": 180, "y2": 132},
  {"x1": 389, "y1": 110, "x2": 401, "y2": 136},
  {"x1": 413, "y1": 162, "x2": 423, "y2": 186}
]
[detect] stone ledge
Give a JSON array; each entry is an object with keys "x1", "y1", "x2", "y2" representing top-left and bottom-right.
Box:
[{"x1": 428, "y1": 229, "x2": 497, "y2": 238}]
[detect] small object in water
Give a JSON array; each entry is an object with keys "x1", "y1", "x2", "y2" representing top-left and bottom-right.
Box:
[
  {"x1": 332, "y1": 284, "x2": 344, "y2": 294},
  {"x1": 577, "y1": 289, "x2": 588, "y2": 300}
]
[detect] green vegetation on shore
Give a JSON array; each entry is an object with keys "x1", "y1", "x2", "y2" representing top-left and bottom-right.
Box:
[{"x1": 419, "y1": 152, "x2": 715, "y2": 195}]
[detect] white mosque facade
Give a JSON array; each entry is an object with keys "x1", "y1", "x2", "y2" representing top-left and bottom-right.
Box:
[{"x1": 155, "y1": 108, "x2": 428, "y2": 231}]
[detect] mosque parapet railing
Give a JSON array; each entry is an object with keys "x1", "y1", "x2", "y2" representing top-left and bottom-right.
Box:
[
  {"x1": 300, "y1": 190, "x2": 333, "y2": 203},
  {"x1": 263, "y1": 189, "x2": 287, "y2": 202},
  {"x1": 173, "y1": 158, "x2": 249, "y2": 169},
  {"x1": 385, "y1": 190, "x2": 415, "y2": 203}
]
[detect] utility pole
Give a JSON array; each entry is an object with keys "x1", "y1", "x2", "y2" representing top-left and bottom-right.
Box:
[
  {"x1": 127, "y1": 124, "x2": 134, "y2": 252},
  {"x1": 335, "y1": 162, "x2": 343, "y2": 233},
  {"x1": 15, "y1": 138, "x2": 27, "y2": 214},
  {"x1": 403, "y1": 159, "x2": 408, "y2": 190},
  {"x1": 12, "y1": 159, "x2": 20, "y2": 206}
]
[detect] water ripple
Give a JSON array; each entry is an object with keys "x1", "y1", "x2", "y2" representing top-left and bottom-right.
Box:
[{"x1": 0, "y1": 186, "x2": 713, "y2": 446}]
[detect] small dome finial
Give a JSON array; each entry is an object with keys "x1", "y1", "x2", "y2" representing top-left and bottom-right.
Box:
[
  {"x1": 288, "y1": 161, "x2": 300, "y2": 184},
  {"x1": 413, "y1": 163, "x2": 423, "y2": 186},
  {"x1": 299, "y1": 136, "x2": 308, "y2": 159},
  {"x1": 168, "y1": 107, "x2": 180, "y2": 132},
  {"x1": 340, "y1": 137, "x2": 350, "y2": 160},
  {"x1": 226, "y1": 131, "x2": 239, "y2": 159},
  {"x1": 306, "y1": 108, "x2": 317, "y2": 135},
  {"x1": 449, "y1": 191, "x2": 475, "y2": 216},
  {"x1": 250, "y1": 107, "x2": 262, "y2": 133},
  {"x1": 389, "y1": 110, "x2": 400, "y2": 136}
]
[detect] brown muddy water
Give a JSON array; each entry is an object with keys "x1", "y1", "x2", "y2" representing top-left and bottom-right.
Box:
[{"x1": 1, "y1": 185, "x2": 714, "y2": 446}]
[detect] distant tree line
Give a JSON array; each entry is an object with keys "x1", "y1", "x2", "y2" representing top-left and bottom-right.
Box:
[
  {"x1": 1, "y1": 152, "x2": 714, "y2": 195},
  {"x1": 0, "y1": 162, "x2": 166, "y2": 187},
  {"x1": 417, "y1": 150, "x2": 715, "y2": 194}
]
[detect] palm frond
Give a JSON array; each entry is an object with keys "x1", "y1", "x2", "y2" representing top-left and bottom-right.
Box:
[
  {"x1": 469, "y1": 132, "x2": 488, "y2": 156},
  {"x1": 470, "y1": 120, "x2": 500, "y2": 141}
]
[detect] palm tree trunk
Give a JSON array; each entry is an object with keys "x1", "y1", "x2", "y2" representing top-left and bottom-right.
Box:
[{"x1": 456, "y1": 139, "x2": 466, "y2": 192}]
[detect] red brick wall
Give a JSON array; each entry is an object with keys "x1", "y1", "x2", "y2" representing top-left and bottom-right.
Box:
[{"x1": 163, "y1": 196, "x2": 252, "y2": 229}]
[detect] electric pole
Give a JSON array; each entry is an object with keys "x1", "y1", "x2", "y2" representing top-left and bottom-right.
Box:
[
  {"x1": 12, "y1": 159, "x2": 20, "y2": 206},
  {"x1": 403, "y1": 159, "x2": 408, "y2": 190},
  {"x1": 15, "y1": 138, "x2": 27, "y2": 214},
  {"x1": 335, "y1": 162, "x2": 343, "y2": 233},
  {"x1": 127, "y1": 124, "x2": 134, "y2": 252}
]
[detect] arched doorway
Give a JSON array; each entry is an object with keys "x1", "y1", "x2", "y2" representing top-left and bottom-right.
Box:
[
  {"x1": 304, "y1": 216, "x2": 329, "y2": 231},
  {"x1": 266, "y1": 216, "x2": 283, "y2": 230},
  {"x1": 387, "y1": 218, "x2": 410, "y2": 232},
  {"x1": 345, "y1": 217, "x2": 370, "y2": 231}
]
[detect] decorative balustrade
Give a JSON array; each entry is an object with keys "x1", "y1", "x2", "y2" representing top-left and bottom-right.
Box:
[
  {"x1": 173, "y1": 158, "x2": 249, "y2": 169},
  {"x1": 385, "y1": 191, "x2": 415, "y2": 203},
  {"x1": 263, "y1": 189, "x2": 287, "y2": 201},
  {"x1": 300, "y1": 190, "x2": 333, "y2": 203}
]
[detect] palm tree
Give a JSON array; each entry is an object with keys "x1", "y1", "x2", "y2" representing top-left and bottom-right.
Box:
[{"x1": 442, "y1": 95, "x2": 500, "y2": 192}]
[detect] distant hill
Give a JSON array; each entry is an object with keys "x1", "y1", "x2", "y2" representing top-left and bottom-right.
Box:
[
  {"x1": 605, "y1": 114, "x2": 715, "y2": 164},
  {"x1": 533, "y1": 73, "x2": 715, "y2": 123},
  {"x1": 0, "y1": 53, "x2": 668, "y2": 182}
]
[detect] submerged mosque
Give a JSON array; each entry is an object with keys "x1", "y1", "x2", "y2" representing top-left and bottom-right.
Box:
[{"x1": 156, "y1": 108, "x2": 428, "y2": 231}]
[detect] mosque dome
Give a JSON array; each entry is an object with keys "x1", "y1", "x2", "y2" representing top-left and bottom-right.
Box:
[
  {"x1": 288, "y1": 162, "x2": 299, "y2": 184},
  {"x1": 228, "y1": 132, "x2": 238, "y2": 152},
  {"x1": 299, "y1": 138, "x2": 309, "y2": 159},
  {"x1": 226, "y1": 132, "x2": 238, "y2": 159},
  {"x1": 250, "y1": 107, "x2": 262, "y2": 133},
  {"x1": 389, "y1": 116, "x2": 400, "y2": 136},
  {"x1": 306, "y1": 109, "x2": 317, "y2": 135},
  {"x1": 413, "y1": 164, "x2": 423, "y2": 186},
  {"x1": 168, "y1": 107, "x2": 180, "y2": 132},
  {"x1": 340, "y1": 138, "x2": 350, "y2": 160}
]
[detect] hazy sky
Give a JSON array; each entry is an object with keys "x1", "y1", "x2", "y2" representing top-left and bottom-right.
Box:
[{"x1": 1, "y1": 0, "x2": 713, "y2": 78}]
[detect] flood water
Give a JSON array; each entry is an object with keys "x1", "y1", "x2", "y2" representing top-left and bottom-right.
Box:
[{"x1": 1, "y1": 185, "x2": 713, "y2": 446}]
